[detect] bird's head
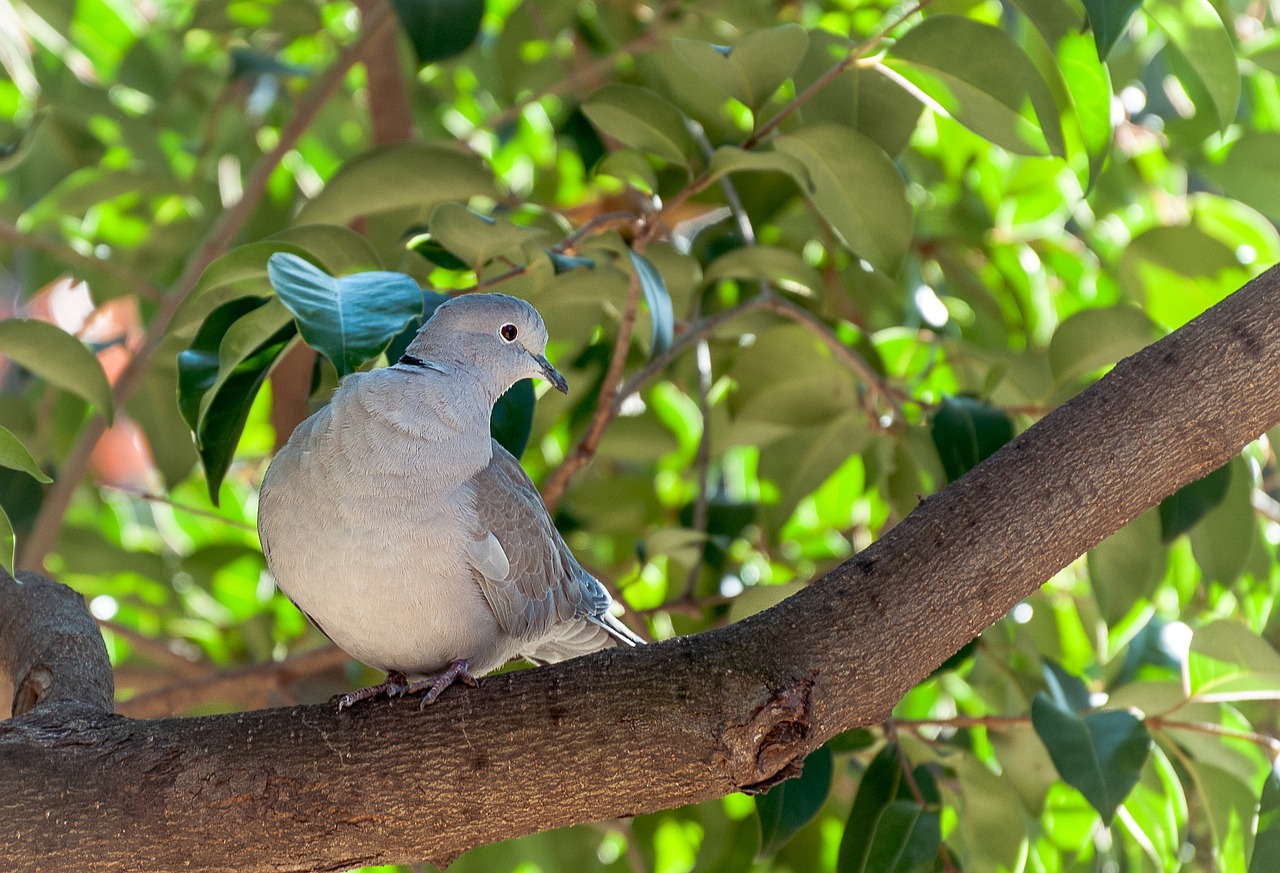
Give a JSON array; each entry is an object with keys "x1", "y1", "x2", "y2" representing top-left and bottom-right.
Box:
[{"x1": 403, "y1": 293, "x2": 569, "y2": 396}]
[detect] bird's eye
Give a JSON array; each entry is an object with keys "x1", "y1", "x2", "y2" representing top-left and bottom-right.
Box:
[{"x1": 499, "y1": 323, "x2": 518, "y2": 343}]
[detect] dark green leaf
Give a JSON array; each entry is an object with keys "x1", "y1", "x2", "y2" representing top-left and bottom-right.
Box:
[
  {"x1": 1030, "y1": 693, "x2": 1151, "y2": 825},
  {"x1": 860, "y1": 801, "x2": 941, "y2": 873},
  {"x1": 392, "y1": 0, "x2": 485, "y2": 66},
  {"x1": 582, "y1": 85, "x2": 695, "y2": 167},
  {"x1": 838, "y1": 745, "x2": 941, "y2": 873},
  {"x1": 0, "y1": 319, "x2": 114, "y2": 423},
  {"x1": 628, "y1": 250, "x2": 674, "y2": 357},
  {"x1": 178, "y1": 299, "x2": 296, "y2": 502},
  {"x1": 491, "y1": 379, "x2": 535, "y2": 459},
  {"x1": 930, "y1": 396, "x2": 1013, "y2": 483},
  {"x1": 0, "y1": 425, "x2": 50, "y2": 484},
  {"x1": 1042, "y1": 659, "x2": 1092, "y2": 712},
  {"x1": 1159, "y1": 462, "x2": 1230, "y2": 541},
  {"x1": 673, "y1": 24, "x2": 808, "y2": 109},
  {"x1": 385, "y1": 291, "x2": 452, "y2": 363},
  {"x1": 410, "y1": 236, "x2": 471, "y2": 271},
  {"x1": 267, "y1": 254, "x2": 425, "y2": 377},
  {"x1": 428, "y1": 202, "x2": 551, "y2": 268},
  {"x1": 755, "y1": 745, "x2": 834, "y2": 857},
  {"x1": 1188, "y1": 456, "x2": 1255, "y2": 586},
  {"x1": 772, "y1": 124, "x2": 913, "y2": 273},
  {"x1": 1080, "y1": 0, "x2": 1142, "y2": 58},
  {"x1": 1250, "y1": 767, "x2": 1280, "y2": 872},
  {"x1": 827, "y1": 728, "x2": 878, "y2": 753}
]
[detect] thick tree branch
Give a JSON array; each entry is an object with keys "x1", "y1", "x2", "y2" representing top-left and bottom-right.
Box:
[
  {"x1": 0, "y1": 569, "x2": 112, "y2": 717},
  {"x1": 3, "y1": 267, "x2": 1280, "y2": 871}
]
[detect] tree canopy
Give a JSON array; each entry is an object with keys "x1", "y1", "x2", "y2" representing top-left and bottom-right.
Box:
[{"x1": 2, "y1": 0, "x2": 1280, "y2": 871}]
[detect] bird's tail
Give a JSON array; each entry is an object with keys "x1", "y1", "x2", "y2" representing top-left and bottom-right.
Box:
[{"x1": 589, "y1": 610, "x2": 646, "y2": 647}]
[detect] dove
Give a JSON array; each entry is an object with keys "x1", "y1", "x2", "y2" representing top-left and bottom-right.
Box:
[{"x1": 257, "y1": 292, "x2": 643, "y2": 708}]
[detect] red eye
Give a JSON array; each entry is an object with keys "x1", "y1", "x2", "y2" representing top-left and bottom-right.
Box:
[{"x1": 500, "y1": 323, "x2": 518, "y2": 342}]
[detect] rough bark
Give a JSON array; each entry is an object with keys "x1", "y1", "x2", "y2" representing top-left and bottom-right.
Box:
[{"x1": 3, "y1": 267, "x2": 1280, "y2": 872}]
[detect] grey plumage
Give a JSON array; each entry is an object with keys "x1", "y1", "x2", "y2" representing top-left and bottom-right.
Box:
[{"x1": 257, "y1": 292, "x2": 642, "y2": 706}]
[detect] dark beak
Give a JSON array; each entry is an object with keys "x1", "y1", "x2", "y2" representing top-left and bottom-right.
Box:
[{"x1": 533, "y1": 353, "x2": 569, "y2": 394}]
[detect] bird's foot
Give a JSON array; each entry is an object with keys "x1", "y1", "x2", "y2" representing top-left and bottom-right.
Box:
[
  {"x1": 334, "y1": 671, "x2": 410, "y2": 710},
  {"x1": 402, "y1": 659, "x2": 478, "y2": 708}
]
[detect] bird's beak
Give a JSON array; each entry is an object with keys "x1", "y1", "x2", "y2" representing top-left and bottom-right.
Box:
[{"x1": 533, "y1": 353, "x2": 569, "y2": 394}]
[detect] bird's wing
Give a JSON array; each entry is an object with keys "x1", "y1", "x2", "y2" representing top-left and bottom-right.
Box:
[{"x1": 465, "y1": 440, "x2": 623, "y2": 644}]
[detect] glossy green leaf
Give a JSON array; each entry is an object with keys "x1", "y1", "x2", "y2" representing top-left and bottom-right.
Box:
[
  {"x1": 772, "y1": 124, "x2": 913, "y2": 273},
  {"x1": 582, "y1": 85, "x2": 695, "y2": 168},
  {"x1": 491, "y1": 379, "x2": 535, "y2": 460},
  {"x1": 673, "y1": 24, "x2": 808, "y2": 109},
  {"x1": 628, "y1": 250, "x2": 674, "y2": 357},
  {"x1": 1042, "y1": 659, "x2": 1092, "y2": 713},
  {"x1": 1030, "y1": 693, "x2": 1152, "y2": 824},
  {"x1": 755, "y1": 745, "x2": 834, "y2": 858},
  {"x1": 1080, "y1": 0, "x2": 1143, "y2": 59},
  {"x1": 1049, "y1": 306, "x2": 1158, "y2": 387},
  {"x1": 392, "y1": 0, "x2": 484, "y2": 66},
  {"x1": 860, "y1": 801, "x2": 940, "y2": 873},
  {"x1": 1250, "y1": 767, "x2": 1280, "y2": 872},
  {"x1": 1185, "y1": 619, "x2": 1280, "y2": 702},
  {"x1": 1146, "y1": 0, "x2": 1239, "y2": 131},
  {"x1": 0, "y1": 319, "x2": 113, "y2": 423},
  {"x1": 838, "y1": 745, "x2": 941, "y2": 873},
  {"x1": 178, "y1": 298, "x2": 296, "y2": 502},
  {"x1": 0, "y1": 425, "x2": 50, "y2": 484},
  {"x1": 886, "y1": 15, "x2": 1065, "y2": 157},
  {"x1": 930, "y1": 396, "x2": 1013, "y2": 483},
  {"x1": 295, "y1": 143, "x2": 496, "y2": 226},
  {"x1": 267, "y1": 254, "x2": 424, "y2": 377},
  {"x1": 428, "y1": 202, "x2": 551, "y2": 269},
  {"x1": 197, "y1": 298, "x2": 295, "y2": 429},
  {"x1": 1088, "y1": 508, "x2": 1166, "y2": 625}
]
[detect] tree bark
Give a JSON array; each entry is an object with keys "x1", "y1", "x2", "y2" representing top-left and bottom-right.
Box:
[{"x1": 4, "y1": 267, "x2": 1280, "y2": 872}]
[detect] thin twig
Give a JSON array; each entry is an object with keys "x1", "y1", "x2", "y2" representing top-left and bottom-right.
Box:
[
  {"x1": 102, "y1": 484, "x2": 258, "y2": 531},
  {"x1": 681, "y1": 339, "x2": 714, "y2": 602},
  {"x1": 17, "y1": 2, "x2": 396, "y2": 570},
  {"x1": 0, "y1": 219, "x2": 165, "y2": 302},
  {"x1": 99, "y1": 620, "x2": 208, "y2": 678},
  {"x1": 542, "y1": 255, "x2": 647, "y2": 511}
]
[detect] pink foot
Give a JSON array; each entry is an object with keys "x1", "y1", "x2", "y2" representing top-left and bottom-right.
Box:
[
  {"x1": 335, "y1": 670, "x2": 409, "y2": 710},
  {"x1": 402, "y1": 659, "x2": 478, "y2": 708}
]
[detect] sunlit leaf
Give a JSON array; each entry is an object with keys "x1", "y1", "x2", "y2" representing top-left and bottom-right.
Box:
[
  {"x1": 1185, "y1": 620, "x2": 1280, "y2": 702},
  {"x1": 1251, "y1": 768, "x2": 1280, "y2": 872},
  {"x1": 582, "y1": 85, "x2": 695, "y2": 168},
  {"x1": 673, "y1": 24, "x2": 808, "y2": 109},
  {"x1": 1048, "y1": 306, "x2": 1158, "y2": 387}
]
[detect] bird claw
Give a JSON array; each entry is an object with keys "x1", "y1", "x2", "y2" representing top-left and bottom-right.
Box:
[
  {"x1": 403, "y1": 659, "x2": 477, "y2": 709},
  {"x1": 333, "y1": 671, "x2": 410, "y2": 710}
]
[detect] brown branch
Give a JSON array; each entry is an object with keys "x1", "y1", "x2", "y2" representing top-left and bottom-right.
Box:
[
  {"x1": 117, "y1": 645, "x2": 350, "y2": 718},
  {"x1": 2, "y1": 267, "x2": 1280, "y2": 870},
  {"x1": 541, "y1": 255, "x2": 647, "y2": 510},
  {"x1": 0, "y1": 569, "x2": 112, "y2": 717},
  {"x1": 16, "y1": 2, "x2": 397, "y2": 571}
]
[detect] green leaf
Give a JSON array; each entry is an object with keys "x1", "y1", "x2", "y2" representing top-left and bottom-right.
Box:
[
  {"x1": 491, "y1": 379, "x2": 535, "y2": 459},
  {"x1": 582, "y1": 84, "x2": 695, "y2": 168},
  {"x1": 628, "y1": 250, "x2": 674, "y2": 357},
  {"x1": 267, "y1": 254, "x2": 425, "y2": 377},
  {"x1": 0, "y1": 319, "x2": 114, "y2": 423},
  {"x1": 0, "y1": 508, "x2": 12, "y2": 574},
  {"x1": 760, "y1": 413, "x2": 870, "y2": 530},
  {"x1": 1042, "y1": 659, "x2": 1092, "y2": 713},
  {"x1": 1087, "y1": 508, "x2": 1167, "y2": 626},
  {"x1": 1146, "y1": 0, "x2": 1239, "y2": 131},
  {"x1": 1199, "y1": 133, "x2": 1280, "y2": 222},
  {"x1": 755, "y1": 745, "x2": 834, "y2": 857},
  {"x1": 704, "y1": 245, "x2": 824, "y2": 297},
  {"x1": 1185, "y1": 619, "x2": 1280, "y2": 702},
  {"x1": 391, "y1": 0, "x2": 484, "y2": 66},
  {"x1": 672, "y1": 24, "x2": 808, "y2": 109},
  {"x1": 0, "y1": 425, "x2": 51, "y2": 484},
  {"x1": 838, "y1": 745, "x2": 941, "y2": 873},
  {"x1": 1187, "y1": 456, "x2": 1255, "y2": 586},
  {"x1": 1080, "y1": 0, "x2": 1143, "y2": 59},
  {"x1": 427, "y1": 202, "x2": 552, "y2": 269},
  {"x1": 930, "y1": 396, "x2": 1013, "y2": 483},
  {"x1": 953, "y1": 753, "x2": 1031, "y2": 871},
  {"x1": 1056, "y1": 31, "x2": 1114, "y2": 185},
  {"x1": 1030, "y1": 693, "x2": 1152, "y2": 825},
  {"x1": 195, "y1": 297, "x2": 295, "y2": 430},
  {"x1": 886, "y1": 15, "x2": 1066, "y2": 157},
  {"x1": 705, "y1": 146, "x2": 814, "y2": 193},
  {"x1": 772, "y1": 124, "x2": 913, "y2": 273},
  {"x1": 178, "y1": 298, "x2": 295, "y2": 502},
  {"x1": 1250, "y1": 768, "x2": 1280, "y2": 873},
  {"x1": 1048, "y1": 306, "x2": 1158, "y2": 387},
  {"x1": 1182, "y1": 760, "x2": 1257, "y2": 866},
  {"x1": 295, "y1": 143, "x2": 496, "y2": 226},
  {"x1": 594, "y1": 149, "x2": 658, "y2": 193}
]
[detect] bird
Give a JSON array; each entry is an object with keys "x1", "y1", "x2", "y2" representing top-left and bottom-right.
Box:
[{"x1": 257, "y1": 292, "x2": 644, "y2": 708}]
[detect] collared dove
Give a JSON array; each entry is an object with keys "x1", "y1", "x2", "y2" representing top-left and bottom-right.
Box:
[{"x1": 258, "y1": 292, "x2": 643, "y2": 708}]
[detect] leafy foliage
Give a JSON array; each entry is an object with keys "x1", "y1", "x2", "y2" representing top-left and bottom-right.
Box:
[{"x1": 2, "y1": 0, "x2": 1280, "y2": 871}]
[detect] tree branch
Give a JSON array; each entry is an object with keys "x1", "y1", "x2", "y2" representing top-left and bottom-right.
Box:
[{"x1": 3, "y1": 266, "x2": 1280, "y2": 870}]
